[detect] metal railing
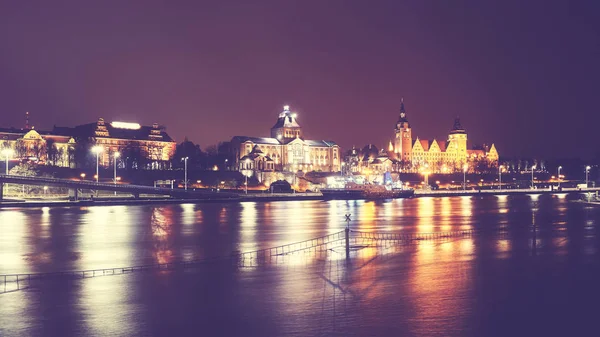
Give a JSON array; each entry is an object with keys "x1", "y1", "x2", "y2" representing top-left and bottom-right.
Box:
[{"x1": 1, "y1": 228, "x2": 489, "y2": 293}]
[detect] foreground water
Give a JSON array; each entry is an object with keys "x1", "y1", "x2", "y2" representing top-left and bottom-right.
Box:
[{"x1": 1, "y1": 194, "x2": 600, "y2": 336}]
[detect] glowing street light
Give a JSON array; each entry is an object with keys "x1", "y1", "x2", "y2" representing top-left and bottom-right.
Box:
[
  {"x1": 463, "y1": 164, "x2": 468, "y2": 191},
  {"x1": 113, "y1": 152, "x2": 120, "y2": 184},
  {"x1": 91, "y1": 146, "x2": 103, "y2": 182},
  {"x1": 531, "y1": 165, "x2": 536, "y2": 189},
  {"x1": 558, "y1": 166, "x2": 562, "y2": 188},
  {"x1": 80, "y1": 173, "x2": 86, "y2": 180},
  {"x1": 244, "y1": 158, "x2": 251, "y2": 195},
  {"x1": 586, "y1": 166, "x2": 591, "y2": 187},
  {"x1": 2, "y1": 148, "x2": 14, "y2": 175},
  {"x1": 498, "y1": 165, "x2": 504, "y2": 190},
  {"x1": 182, "y1": 157, "x2": 189, "y2": 190}
]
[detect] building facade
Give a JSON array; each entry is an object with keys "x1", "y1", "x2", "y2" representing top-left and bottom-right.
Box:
[
  {"x1": 0, "y1": 127, "x2": 76, "y2": 167},
  {"x1": 1, "y1": 118, "x2": 176, "y2": 169},
  {"x1": 55, "y1": 118, "x2": 177, "y2": 169},
  {"x1": 390, "y1": 100, "x2": 499, "y2": 173},
  {"x1": 231, "y1": 105, "x2": 341, "y2": 181},
  {"x1": 350, "y1": 100, "x2": 499, "y2": 174}
]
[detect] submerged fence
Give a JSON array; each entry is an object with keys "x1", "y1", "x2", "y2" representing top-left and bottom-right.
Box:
[{"x1": 1, "y1": 227, "x2": 482, "y2": 293}]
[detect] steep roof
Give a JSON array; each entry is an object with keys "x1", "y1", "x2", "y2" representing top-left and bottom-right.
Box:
[{"x1": 437, "y1": 140, "x2": 447, "y2": 152}]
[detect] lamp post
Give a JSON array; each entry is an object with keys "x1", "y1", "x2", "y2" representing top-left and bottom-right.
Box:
[
  {"x1": 498, "y1": 165, "x2": 503, "y2": 190},
  {"x1": 91, "y1": 146, "x2": 103, "y2": 182},
  {"x1": 586, "y1": 166, "x2": 591, "y2": 187},
  {"x1": 531, "y1": 165, "x2": 536, "y2": 189},
  {"x1": 2, "y1": 148, "x2": 14, "y2": 175},
  {"x1": 558, "y1": 166, "x2": 562, "y2": 188},
  {"x1": 182, "y1": 157, "x2": 189, "y2": 190},
  {"x1": 463, "y1": 164, "x2": 468, "y2": 191},
  {"x1": 113, "y1": 152, "x2": 120, "y2": 184},
  {"x1": 244, "y1": 158, "x2": 251, "y2": 194}
]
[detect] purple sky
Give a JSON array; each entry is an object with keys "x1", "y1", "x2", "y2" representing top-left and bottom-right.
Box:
[{"x1": 1, "y1": 0, "x2": 598, "y2": 159}]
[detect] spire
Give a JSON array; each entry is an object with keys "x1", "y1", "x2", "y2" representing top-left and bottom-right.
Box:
[
  {"x1": 25, "y1": 111, "x2": 30, "y2": 130},
  {"x1": 396, "y1": 98, "x2": 409, "y2": 130},
  {"x1": 450, "y1": 116, "x2": 466, "y2": 134},
  {"x1": 400, "y1": 98, "x2": 406, "y2": 116}
]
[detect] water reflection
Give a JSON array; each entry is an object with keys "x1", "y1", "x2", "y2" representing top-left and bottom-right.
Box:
[{"x1": 1, "y1": 194, "x2": 600, "y2": 337}]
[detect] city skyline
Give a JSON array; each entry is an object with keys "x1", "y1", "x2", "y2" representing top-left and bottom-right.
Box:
[{"x1": 1, "y1": 0, "x2": 599, "y2": 160}]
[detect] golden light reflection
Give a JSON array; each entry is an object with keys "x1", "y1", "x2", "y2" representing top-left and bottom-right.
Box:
[
  {"x1": 79, "y1": 273, "x2": 130, "y2": 336},
  {"x1": 0, "y1": 211, "x2": 29, "y2": 273},
  {"x1": 496, "y1": 239, "x2": 511, "y2": 257},
  {"x1": 240, "y1": 202, "x2": 258, "y2": 252},
  {"x1": 150, "y1": 207, "x2": 175, "y2": 265},
  {"x1": 408, "y1": 235, "x2": 474, "y2": 333},
  {"x1": 460, "y1": 196, "x2": 472, "y2": 218},
  {"x1": 416, "y1": 197, "x2": 434, "y2": 233},
  {"x1": 358, "y1": 201, "x2": 377, "y2": 232},
  {"x1": 79, "y1": 206, "x2": 134, "y2": 269}
]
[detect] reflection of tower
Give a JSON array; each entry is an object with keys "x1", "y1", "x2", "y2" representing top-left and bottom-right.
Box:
[
  {"x1": 25, "y1": 111, "x2": 30, "y2": 130},
  {"x1": 393, "y1": 99, "x2": 412, "y2": 162}
]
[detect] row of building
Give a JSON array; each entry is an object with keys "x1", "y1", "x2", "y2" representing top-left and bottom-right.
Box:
[
  {"x1": 232, "y1": 101, "x2": 499, "y2": 181},
  {"x1": 0, "y1": 116, "x2": 176, "y2": 169},
  {"x1": 1, "y1": 101, "x2": 499, "y2": 180}
]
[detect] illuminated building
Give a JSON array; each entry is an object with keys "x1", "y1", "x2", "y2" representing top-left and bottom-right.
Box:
[
  {"x1": 0, "y1": 127, "x2": 75, "y2": 167},
  {"x1": 231, "y1": 105, "x2": 341, "y2": 182},
  {"x1": 345, "y1": 100, "x2": 499, "y2": 174},
  {"x1": 388, "y1": 99, "x2": 499, "y2": 173},
  {"x1": 0, "y1": 117, "x2": 176, "y2": 169},
  {"x1": 54, "y1": 118, "x2": 176, "y2": 169}
]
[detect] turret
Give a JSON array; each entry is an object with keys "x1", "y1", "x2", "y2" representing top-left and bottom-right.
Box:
[
  {"x1": 393, "y1": 98, "x2": 412, "y2": 162},
  {"x1": 270, "y1": 105, "x2": 303, "y2": 141}
]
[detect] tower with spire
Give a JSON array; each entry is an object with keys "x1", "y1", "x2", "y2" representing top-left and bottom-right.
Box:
[
  {"x1": 447, "y1": 116, "x2": 468, "y2": 163},
  {"x1": 392, "y1": 98, "x2": 412, "y2": 163}
]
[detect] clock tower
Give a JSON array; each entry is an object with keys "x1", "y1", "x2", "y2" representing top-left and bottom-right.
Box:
[{"x1": 393, "y1": 98, "x2": 412, "y2": 163}]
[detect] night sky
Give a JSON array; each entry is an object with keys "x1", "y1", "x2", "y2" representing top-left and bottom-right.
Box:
[{"x1": 1, "y1": 0, "x2": 598, "y2": 159}]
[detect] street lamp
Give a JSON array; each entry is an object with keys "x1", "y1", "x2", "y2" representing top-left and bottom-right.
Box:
[
  {"x1": 463, "y1": 164, "x2": 468, "y2": 191},
  {"x1": 558, "y1": 166, "x2": 562, "y2": 188},
  {"x1": 2, "y1": 148, "x2": 14, "y2": 175},
  {"x1": 91, "y1": 146, "x2": 103, "y2": 182},
  {"x1": 498, "y1": 165, "x2": 504, "y2": 190},
  {"x1": 182, "y1": 157, "x2": 189, "y2": 190},
  {"x1": 113, "y1": 152, "x2": 120, "y2": 185},
  {"x1": 531, "y1": 165, "x2": 536, "y2": 189},
  {"x1": 244, "y1": 159, "x2": 251, "y2": 195},
  {"x1": 586, "y1": 166, "x2": 591, "y2": 187}
]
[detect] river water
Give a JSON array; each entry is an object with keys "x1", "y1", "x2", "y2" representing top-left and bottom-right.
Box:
[{"x1": 1, "y1": 194, "x2": 600, "y2": 336}]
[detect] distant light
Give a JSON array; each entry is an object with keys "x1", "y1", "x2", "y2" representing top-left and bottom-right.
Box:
[
  {"x1": 91, "y1": 145, "x2": 103, "y2": 154},
  {"x1": 283, "y1": 105, "x2": 290, "y2": 111},
  {"x1": 111, "y1": 121, "x2": 141, "y2": 130},
  {"x1": 114, "y1": 152, "x2": 120, "y2": 158},
  {"x1": 291, "y1": 113, "x2": 297, "y2": 118},
  {"x1": 1, "y1": 148, "x2": 14, "y2": 157}
]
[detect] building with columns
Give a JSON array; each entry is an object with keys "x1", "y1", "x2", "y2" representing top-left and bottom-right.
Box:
[{"x1": 231, "y1": 105, "x2": 341, "y2": 181}]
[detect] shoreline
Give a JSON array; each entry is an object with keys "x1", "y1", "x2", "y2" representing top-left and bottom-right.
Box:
[{"x1": 0, "y1": 188, "x2": 598, "y2": 208}]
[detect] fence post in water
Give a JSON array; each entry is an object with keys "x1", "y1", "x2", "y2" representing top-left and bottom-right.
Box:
[
  {"x1": 344, "y1": 213, "x2": 351, "y2": 260},
  {"x1": 345, "y1": 227, "x2": 350, "y2": 260}
]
